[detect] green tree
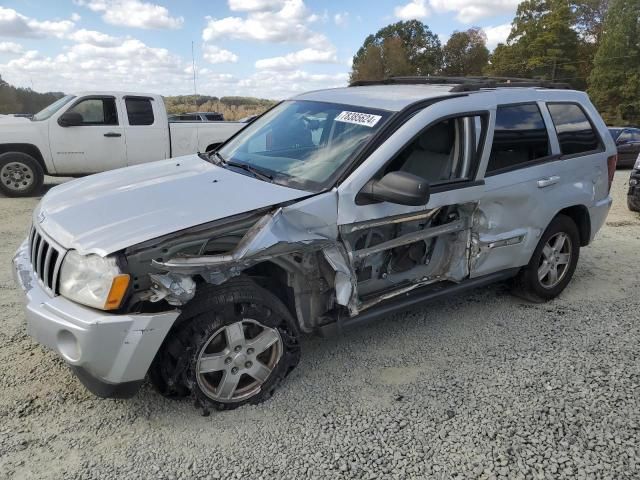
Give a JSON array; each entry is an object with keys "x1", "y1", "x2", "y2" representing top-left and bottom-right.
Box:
[
  {"x1": 488, "y1": 0, "x2": 581, "y2": 86},
  {"x1": 350, "y1": 20, "x2": 442, "y2": 82},
  {"x1": 588, "y1": 0, "x2": 640, "y2": 124},
  {"x1": 442, "y1": 28, "x2": 490, "y2": 76}
]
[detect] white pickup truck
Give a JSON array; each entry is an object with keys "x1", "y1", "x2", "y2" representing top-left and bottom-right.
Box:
[{"x1": 0, "y1": 91, "x2": 245, "y2": 197}]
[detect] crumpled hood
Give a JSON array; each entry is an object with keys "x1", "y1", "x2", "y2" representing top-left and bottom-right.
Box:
[{"x1": 35, "y1": 155, "x2": 312, "y2": 256}]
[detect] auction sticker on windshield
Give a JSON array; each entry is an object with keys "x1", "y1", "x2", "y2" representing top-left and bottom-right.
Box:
[{"x1": 335, "y1": 111, "x2": 382, "y2": 128}]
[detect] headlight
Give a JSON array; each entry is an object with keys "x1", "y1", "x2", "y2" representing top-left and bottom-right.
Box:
[
  {"x1": 634, "y1": 153, "x2": 640, "y2": 170},
  {"x1": 59, "y1": 250, "x2": 130, "y2": 310}
]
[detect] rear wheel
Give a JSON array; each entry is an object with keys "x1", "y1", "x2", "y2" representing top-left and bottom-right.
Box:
[
  {"x1": 150, "y1": 277, "x2": 300, "y2": 411},
  {"x1": 513, "y1": 214, "x2": 580, "y2": 302},
  {"x1": 628, "y1": 195, "x2": 640, "y2": 212},
  {"x1": 0, "y1": 152, "x2": 44, "y2": 197}
]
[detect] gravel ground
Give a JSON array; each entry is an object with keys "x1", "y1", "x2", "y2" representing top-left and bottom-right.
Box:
[{"x1": 1, "y1": 172, "x2": 639, "y2": 480}]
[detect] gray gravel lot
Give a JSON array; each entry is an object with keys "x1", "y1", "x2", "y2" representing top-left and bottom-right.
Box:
[{"x1": 1, "y1": 173, "x2": 639, "y2": 480}]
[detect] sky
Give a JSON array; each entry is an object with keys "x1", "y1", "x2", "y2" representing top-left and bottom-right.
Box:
[{"x1": 0, "y1": 0, "x2": 518, "y2": 99}]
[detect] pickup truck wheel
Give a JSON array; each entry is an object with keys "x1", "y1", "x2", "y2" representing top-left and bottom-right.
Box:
[
  {"x1": 151, "y1": 277, "x2": 300, "y2": 411},
  {"x1": 0, "y1": 152, "x2": 44, "y2": 197},
  {"x1": 628, "y1": 195, "x2": 640, "y2": 212},
  {"x1": 513, "y1": 214, "x2": 580, "y2": 302}
]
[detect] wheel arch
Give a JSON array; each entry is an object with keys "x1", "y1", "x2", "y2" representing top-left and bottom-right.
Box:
[
  {"x1": 0, "y1": 143, "x2": 49, "y2": 174},
  {"x1": 556, "y1": 205, "x2": 591, "y2": 246}
]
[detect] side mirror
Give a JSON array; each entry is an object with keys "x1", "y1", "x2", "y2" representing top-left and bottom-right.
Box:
[
  {"x1": 359, "y1": 171, "x2": 430, "y2": 206},
  {"x1": 58, "y1": 111, "x2": 84, "y2": 127}
]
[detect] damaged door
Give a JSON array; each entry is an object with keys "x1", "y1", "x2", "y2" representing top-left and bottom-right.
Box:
[{"x1": 336, "y1": 97, "x2": 491, "y2": 313}]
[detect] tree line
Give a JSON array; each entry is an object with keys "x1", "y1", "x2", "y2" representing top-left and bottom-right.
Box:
[
  {"x1": 0, "y1": 75, "x2": 64, "y2": 115},
  {"x1": 350, "y1": 0, "x2": 639, "y2": 125}
]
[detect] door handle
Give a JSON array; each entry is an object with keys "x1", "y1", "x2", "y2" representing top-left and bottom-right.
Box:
[
  {"x1": 104, "y1": 132, "x2": 121, "y2": 137},
  {"x1": 537, "y1": 175, "x2": 560, "y2": 188}
]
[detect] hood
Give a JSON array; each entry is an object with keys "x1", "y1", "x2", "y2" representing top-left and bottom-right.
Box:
[
  {"x1": 35, "y1": 155, "x2": 312, "y2": 256},
  {"x1": 0, "y1": 116, "x2": 31, "y2": 124}
]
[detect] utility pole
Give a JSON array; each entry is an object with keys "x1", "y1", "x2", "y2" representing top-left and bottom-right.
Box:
[{"x1": 192, "y1": 41, "x2": 197, "y2": 111}]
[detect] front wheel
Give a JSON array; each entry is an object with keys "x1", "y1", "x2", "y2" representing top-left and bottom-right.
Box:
[
  {"x1": 151, "y1": 277, "x2": 300, "y2": 411},
  {"x1": 513, "y1": 214, "x2": 580, "y2": 302},
  {"x1": 0, "y1": 152, "x2": 44, "y2": 197}
]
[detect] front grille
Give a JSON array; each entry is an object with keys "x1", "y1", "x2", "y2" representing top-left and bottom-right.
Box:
[{"x1": 28, "y1": 225, "x2": 65, "y2": 295}]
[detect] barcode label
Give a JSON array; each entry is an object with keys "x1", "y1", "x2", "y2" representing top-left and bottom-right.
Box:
[{"x1": 335, "y1": 111, "x2": 382, "y2": 128}]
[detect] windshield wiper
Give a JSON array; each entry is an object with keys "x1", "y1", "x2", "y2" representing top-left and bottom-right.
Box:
[
  {"x1": 213, "y1": 152, "x2": 273, "y2": 181},
  {"x1": 226, "y1": 161, "x2": 274, "y2": 181}
]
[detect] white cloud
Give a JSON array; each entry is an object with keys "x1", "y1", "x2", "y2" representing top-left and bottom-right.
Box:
[
  {"x1": 71, "y1": 13, "x2": 82, "y2": 22},
  {"x1": 0, "y1": 7, "x2": 75, "y2": 38},
  {"x1": 1, "y1": 38, "x2": 193, "y2": 94},
  {"x1": 202, "y1": 45, "x2": 239, "y2": 64},
  {"x1": 255, "y1": 47, "x2": 338, "y2": 70},
  {"x1": 73, "y1": 0, "x2": 184, "y2": 29},
  {"x1": 228, "y1": 0, "x2": 285, "y2": 11},
  {"x1": 429, "y1": 0, "x2": 520, "y2": 23},
  {"x1": 68, "y1": 29, "x2": 121, "y2": 47},
  {"x1": 483, "y1": 23, "x2": 512, "y2": 49},
  {"x1": 0, "y1": 41, "x2": 24, "y2": 54},
  {"x1": 202, "y1": 0, "x2": 330, "y2": 47},
  {"x1": 394, "y1": 0, "x2": 430, "y2": 20},
  {"x1": 334, "y1": 12, "x2": 349, "y2": 27},
  {"x1": 238, "y1": 69, "x2": 348, "y2": 99}
]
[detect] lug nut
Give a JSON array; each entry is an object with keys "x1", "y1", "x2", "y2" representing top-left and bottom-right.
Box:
[
  {"x1": 224, "y1": 357, "x2": 232, "y2": 364},
  {"x1": 234, "y1": 345, "x2": 242, "y2": 352},
  {"x1": 247, "y1": 348, "x2": 254, "y2": 355},
  {"x1": 231, "y1": 367, "x2": 239, "y2": 374},
  {"x1": 245, "y1": 361, "x2": 252, "y2": 368}
]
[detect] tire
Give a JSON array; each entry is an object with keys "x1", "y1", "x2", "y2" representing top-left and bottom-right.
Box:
[
  {"x1": 0, "y1": 152, "x2": 44, "y2": 197},
  {"x1": 628, "y1": 195, "x2": 640, "y2": 213},
  {"x1": 150, "y1": 277, "x2": 300, "y2": 412},
  {"x1": 513, "y1": 214, "x2": 580, "y2": 302}
]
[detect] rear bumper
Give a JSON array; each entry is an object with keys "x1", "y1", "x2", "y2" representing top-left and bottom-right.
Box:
[
  {"x1": 12, "y1": 239, "x2": 179, "y2": 398},
  {"x1": 588, "y1": 195, "x2": 613, "y2": 242}
]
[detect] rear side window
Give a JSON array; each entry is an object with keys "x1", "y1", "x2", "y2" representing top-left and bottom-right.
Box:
[
  {"x1": 487, "y1": 104, "x2": 550, "y2": 174},
  {"x1": 547, "y1": 103, "x2": 600, "y2": 155},
  {"x1": 125, "y1": 97, "x2": 154, "y2": 126},
  {"x1": 205, "y1": 113, "x2": 223, "y2": 121}
]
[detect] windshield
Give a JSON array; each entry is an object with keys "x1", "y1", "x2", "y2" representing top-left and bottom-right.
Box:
[
  {"x1": 217, "y1": 100, "x2": 391, "y2": 191},
  {"x1": 32, "y1": 95, "x2": 76, "y2": 121},
  {"x1": 608, "y1": 128, "x2": 623, "y2": 140}
]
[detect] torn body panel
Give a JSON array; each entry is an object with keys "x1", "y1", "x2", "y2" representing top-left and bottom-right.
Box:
[{"x1": 144, "y1": 193, "x2": 482, "y2": 330}]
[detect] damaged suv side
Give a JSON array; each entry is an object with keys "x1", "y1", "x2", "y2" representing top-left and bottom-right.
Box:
[{"x1": 13, "y1": 78, "x2": 616, "y2": 411}]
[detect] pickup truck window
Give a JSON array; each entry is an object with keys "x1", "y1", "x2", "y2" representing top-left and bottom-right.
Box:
[
  {"x1": 487, "y1": 104, "x2": 550, "y2": 174},
  {"x1": 32, "y1": 95, "x2": 75, "y2": 121},
  {"x1": 67, "y1": 97, "x2": 118, "y2": 126},
  {"x1": 218, "y1": 100, "x2": 391, "y2": 192},
  {"x1": 125, "y1": 97, "x2": 154, "y2": 126},
  {"x1": 547, "y1": 103, "x2": 600, "y2": 155}
]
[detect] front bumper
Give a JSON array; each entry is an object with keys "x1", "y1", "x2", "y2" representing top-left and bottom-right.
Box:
[
  {"x1": 628, "y1": 169, "x2": 640, "y2": 211},
  {"x1": 12, "y1": 239, "x2": 179, "y2": 398}
]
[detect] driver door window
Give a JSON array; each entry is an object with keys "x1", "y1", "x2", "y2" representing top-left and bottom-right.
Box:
[
  {"x1": 67, "y1": 97, "x2": 118, "y2": 125},
  {"x1": 384, "y1": 115, "x2": 485, "y2": 187}
]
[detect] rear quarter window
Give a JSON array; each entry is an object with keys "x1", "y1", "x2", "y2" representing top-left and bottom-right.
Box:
[
  {"x1": 547, "y1": 103, "x2": 601, "y2": 155},
  {"x1": 487, "y1": 104, "x2": 550, "y2": 174},
  {"x1": 125, "y1": 97, "x2": 154, "y2": 126}
]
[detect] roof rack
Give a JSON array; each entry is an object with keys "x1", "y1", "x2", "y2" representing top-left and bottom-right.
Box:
[{"x1": 349, "y1": 76, "x2": 571, "y2": 92}]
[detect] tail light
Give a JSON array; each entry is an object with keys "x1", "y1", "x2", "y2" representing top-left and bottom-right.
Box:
[{"x1": 607, "y1": 154, "x2": 617, "y2": 192}]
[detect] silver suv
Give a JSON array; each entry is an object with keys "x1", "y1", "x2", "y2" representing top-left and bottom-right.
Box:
[{"x1": 13, "y1": 78, "x2": 616, "y2": 412}]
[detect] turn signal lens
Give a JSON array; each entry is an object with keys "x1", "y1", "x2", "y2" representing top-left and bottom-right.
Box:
[{"x1": 104, "y1": 274, "x2": 130, "y2": 310}]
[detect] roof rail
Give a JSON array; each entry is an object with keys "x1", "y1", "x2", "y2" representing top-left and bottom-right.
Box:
[{"x1": 349, "y1": 76, "x2": 571, "y2": 92}]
